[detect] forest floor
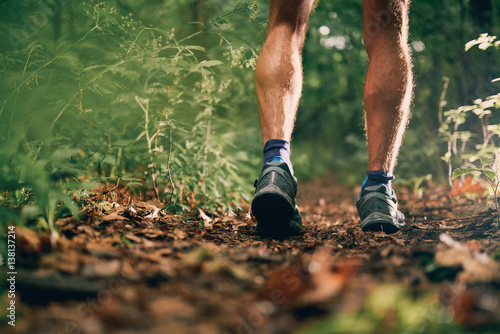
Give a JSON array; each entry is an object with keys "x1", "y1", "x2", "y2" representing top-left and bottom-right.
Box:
[{"x1": 2, "y1": 175, "x2": 500, "y2": 334}]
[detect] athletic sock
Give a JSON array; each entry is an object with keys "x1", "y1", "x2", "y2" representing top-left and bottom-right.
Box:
[
  {"x1": 362, "y1": 171, "x2": 395, "y2": 190},
  {"x1": 263, "y1": 139, "x2": 294, "y2": 175}
]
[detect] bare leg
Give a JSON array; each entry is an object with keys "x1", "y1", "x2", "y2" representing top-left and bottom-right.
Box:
[
  {"x1": 255, "y1": 0, "x2": 316, "y2": 143},
  {"x1": 252, "y1": 1, "x2": 316, "y2": 237},
  {"x1": 363, "y1": 0, "x2": 413, "y2": 172}
]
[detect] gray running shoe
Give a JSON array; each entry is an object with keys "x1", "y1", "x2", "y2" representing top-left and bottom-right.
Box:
[
  {"x1": 251, "y1": 162, "x2": 302, "y2": 236},
  {"x1": 356, "y1": 185, "x2": 405, "y2": 234}
]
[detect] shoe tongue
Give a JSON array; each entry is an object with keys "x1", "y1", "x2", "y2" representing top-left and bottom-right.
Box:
[
  {"x1": 266, "y1": 161, "x2": 291, "y2": 174},
  {"x1": 365, "y1": 184, "x2": 390, "y2": 194}
]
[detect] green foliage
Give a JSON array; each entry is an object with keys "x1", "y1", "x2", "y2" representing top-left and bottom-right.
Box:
[
  {"x1": 440, "y1": 33, "x2": 500, "y2": 185},
  {"x1": 297, "y1": 285, "x2": 467, "y2": 334},
  {"x1": 440, "y1": 33, "x2": 500, "y2": 227},
  {"x1": 0, "y1": 0, "x2": 262, "y2": 229}
]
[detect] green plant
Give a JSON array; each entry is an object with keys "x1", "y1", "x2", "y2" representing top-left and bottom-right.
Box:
[
  {"x1": 0, "y1": 0, "x2": 262, "y2": 233},
  {"x1": 439, "y1": 33, "x2": 500, "y2": 227},
  {"x1": 297, "y1": 284, "x2": 462, "y2": 334}
]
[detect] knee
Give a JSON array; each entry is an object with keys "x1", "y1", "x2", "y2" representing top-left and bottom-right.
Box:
[
  {"x1": 268, "y1": 0, "x2": 315, "y2": 45},
  {"x1": 363, "y1": 0, "x2": 410, "y2": 56}
]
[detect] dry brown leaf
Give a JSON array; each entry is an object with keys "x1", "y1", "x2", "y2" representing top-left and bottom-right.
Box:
[
  {"x1": 150, "y1": 297, "x2": 196, "y2": 319},
  {"x1": 77, "y1": 224, "x2": 96, "y2": 236},
  {"x1": 145, "y1": 207, "x2": 161, "y2": 219},
  {"x1": 450, "y1": 175, "x2": 488, "y2": 196},
  {"x1": 57, "y1": 259, "x2": 80, "y2": 275},
  {"x1": 256, "y1": 247, "x2": 355, "y2": 306},
  {"x1": 127, "y1": 206, "x2": 138, "y2": 217},
  {"x1": 436, "y1": 233, "x2": 500, "y2": 283},
  {"x1": 101, "y1": 211, "x2": 129, "y2": 222},
  {"x1": 81, "y1": 259, "x2": 121, "y2": 278},
  {"x1": 198, "y1": 208, "x2": 213, "y2": 227},
  {"x1": 55, "y1": 217, "x2": 76, "y2": 226},
  {"x1": 125, "y1": 233, "x2": 143, "y2": 243},
  {"x1": 392, "y1": 237, "x2": 406, "y2": 246},
  {"x1": 141, "y1": 238, "x2": 157, "y2": 248},
  {"x1": 183, "y1": 247, "x2": 213, "y2": 267},
  {"x1": 212, "y1": 218, "x2": 223, "y2": 230},
  {"x1": 86, "y1": 241, "x2": 121, "y2": 258},
  {"x1": 141, "y1": 230, "x2": 166, "y2": 239},
  {"x1": 137, "y1": 249, "x2": 174, "y2": 265},
  {"x1": 175, "y1": 230, "x2": 188, "y2": 240},
  {"x1": 17, "y1": 227, "x2": 43, "y2": 253},
  {"x1": 297, "y1": 248, "x2": 356, "y2": 305}
]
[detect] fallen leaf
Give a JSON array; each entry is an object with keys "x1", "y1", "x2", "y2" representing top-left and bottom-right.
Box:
[
  {"x1": 183, "y1": 247, "x2": 213, "y2": 267},
  {"x1": 17, "y1": 227, "x2": 43, "y2": 253},
  {"x1": 101, "y1": 211, "x2": 129, "y2": 222},
  {"x1": 145, "y1": 207, "x2": 161, "y2": 219},
  {"x1": 297, "y1": 248, "x2": 356, "y2": 305},
  {"x1": 77, "y1": 225, "x2": 96, "y2": 236},
  {"x1": 125, "y1": 233, "x2": 143, "y2": 243},
  {"x1": 150, "y1": 297, "x2": 196, "y2": 320},
  {"x1": 212, "y1": 218, "x2": 223, "y2": 230},
  {"x1": 198, "y1": 208, "x2": 213, "y2": 227},
  {"x1": 450, "y1": 175, "x2": 488, "y2": 196},
  {"x1": 127, "y1": 206, "x2": 138, "y2": 217},
  {"x1": 141, "y1": 230, "x2": 166, "y2": 239},
  {"x1": 435, "y1": 233, "x2": 500, "y2": 283},
  {"x1": 174, "y1": 230, "x2": 188, "y2": 240},
  {"x1": 256, "y1": 247, "x2": 356, "y2": 307},
  {"x1": 81, "y1": 260, "x2": 121, "y2": 278},
  {"x1": 86, "y1": 241, "x2": 121, "y2": 258}
]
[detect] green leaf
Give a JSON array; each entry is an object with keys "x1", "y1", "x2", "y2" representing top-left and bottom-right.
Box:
[
  {"x1": 452, "y1": 168, "x2": 475, "y2": 179},
  {"x1": 190, "y1": 60, "x2": 223, "y2": 72},
  {"x1": 122, "y1": 177, "x2": 141, "y2": 182},
  {"x1": 452, "y1": 168, "x2": 497, "y2": 181},
  {"x1": 482, "y1": 170, "x2": 497, "y2": 180},
  {"x1": 113, "y1": 140, "x2": 134, "y2": 147},
  {"x1": 90, "y1": 177, "x2": 110, "y2": 182},
  {"x1": 199, "y1": 60, "x2": 223, "y2": 67},
  {"x1": 182, "y1": 45, "x2": 205, "y2": 51}
]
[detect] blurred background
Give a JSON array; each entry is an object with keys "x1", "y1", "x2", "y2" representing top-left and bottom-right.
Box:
[{"x1": 0, "y1": 0, "x2": 499, "y2": 223}]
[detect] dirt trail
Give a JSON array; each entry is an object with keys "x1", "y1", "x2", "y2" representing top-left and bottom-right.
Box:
[{"x1": 2, "y1": 176, "x2": 500, "y2": 333}]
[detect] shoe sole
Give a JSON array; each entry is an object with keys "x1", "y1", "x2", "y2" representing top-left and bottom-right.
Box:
[
  {"x1": 360, "y1": 212, "x2": 405, "y2": 234},
  {"x1": 251, "y1": 190, "x2": 294, "y2": 236}
]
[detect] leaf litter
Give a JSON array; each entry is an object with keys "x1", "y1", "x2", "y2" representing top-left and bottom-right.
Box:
[{"x1": 2, "y1": 175, "x2": 500, "y2": 333}]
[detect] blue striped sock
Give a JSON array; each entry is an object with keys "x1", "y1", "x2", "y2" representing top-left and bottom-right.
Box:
[
  {"x1": 263, "y1": 139, "x2": 293, "y2": 175},
  {"x1": 362, "y1": 171, "x2": 395, "y2": 190}
]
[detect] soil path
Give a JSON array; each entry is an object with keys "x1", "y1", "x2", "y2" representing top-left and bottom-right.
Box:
[{"x1": 3, "y1": 176, "x2": 500, "y2": 333}]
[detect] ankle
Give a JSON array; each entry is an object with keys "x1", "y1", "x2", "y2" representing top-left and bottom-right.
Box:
[
  {"x1": 263, "y1": 139, "x2": 294, "y2": 175},
  {"x1": 362, "y1": 171, "x2": 395, "y2": 190}
]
